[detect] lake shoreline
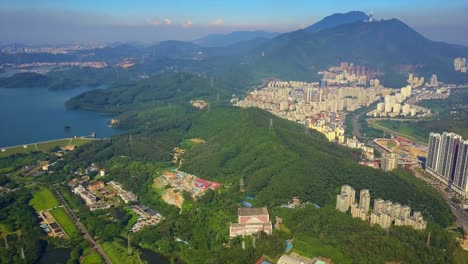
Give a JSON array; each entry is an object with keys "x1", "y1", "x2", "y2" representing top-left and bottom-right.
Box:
[{"x1": 0, "y1": 87, "x2": 119, "y2": 147}]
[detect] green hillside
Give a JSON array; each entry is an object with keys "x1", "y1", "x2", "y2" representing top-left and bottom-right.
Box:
[
  {"x1": 65, "y1": 72, "x2": 454, "y2": 227},
  {"x1": 65, "y1": 72, "x2": 229, "y2": 114},
  {"x1": 181, "y1": 106, "x2": 453, "y2": 226},
  {"x1": 58, "y1": 71, "x2": 463, "y2": 263},
  {"x1": 63, "y1": 103, "x2": 462, "y2": 263}
]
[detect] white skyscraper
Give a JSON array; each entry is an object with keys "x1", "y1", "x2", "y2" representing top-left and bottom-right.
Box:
[
  {"x1": 426, "y1": 132, "x2": 442, "y2": 173},
  {"x1": 426, "y1": 132, "x2": 468, "y2": 197},
  {"x1": 452, "y1": 140, "x2": 468, "y2": 196}
]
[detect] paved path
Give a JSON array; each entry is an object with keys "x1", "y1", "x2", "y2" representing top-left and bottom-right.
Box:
[
  {"x1": 54, "y1": 189, "x2": 112, "y2": 264},
  {"x1": 1, "y1": 137, "x2": 100, "y2": 150}
]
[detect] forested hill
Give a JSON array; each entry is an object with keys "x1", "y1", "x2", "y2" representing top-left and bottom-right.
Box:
[
  {"x1": 58, "y1": 70, "x2": 462, "y2": 262},
  {"x1": 63, "y1": 103, "x2": 462, "y2": 263},
  {"x1": 65, "y1": 73, "x2": 230, "y2": 113},
  {"x1": 180, "y1": 106, "x2": 453, "y2": 227},
  {"x1": 64, "y1": 72, "x2": 453, "y2": 227}
]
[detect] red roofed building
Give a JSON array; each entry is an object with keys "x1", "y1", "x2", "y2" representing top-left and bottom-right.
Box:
[
  {"x1": 195, "y1": 178, "x2": 221, "y2": 190},
  {"x1": 87, "y1": 181, "x2": 104, "y2": 191},
  {"x1": 229, "y1": 207, "x2": 272, "y2": 238}
]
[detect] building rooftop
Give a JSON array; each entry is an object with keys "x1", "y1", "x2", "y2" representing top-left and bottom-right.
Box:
[
  {"x1": 89, "y1": 181, "x2": 104, "y2": 188},
  {"x1": 277, "y1": 253, "x2": 314, "y2": 264},
  {"x1": 238, "y1": 207, "x2": 269, "y2": 216}
]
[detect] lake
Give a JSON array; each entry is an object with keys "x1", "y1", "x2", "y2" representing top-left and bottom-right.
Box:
[
  {"x1": 38, "y1": 245, "x2": 71, "y2": 264},
  {"x1": 0, "y1": 87, "x2": 119, "y2": 147}
]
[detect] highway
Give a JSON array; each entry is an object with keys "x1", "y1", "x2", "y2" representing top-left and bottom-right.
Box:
[
  {"x1": 54, "y1": 189, "x2": 112, "y2": 264},
  {"x1": 449, "y1": 201, "x2": 468, "y2": 232},
  {"x1": 350, "y1": 104, "x2": 388, "y2": 154},
  {"x1": 410, "y1": 164, "x2": 468, "y2": 232}
]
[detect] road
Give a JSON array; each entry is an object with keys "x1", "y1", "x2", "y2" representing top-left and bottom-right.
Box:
[
  {"x1": 350, "y1": 104, "x2": 388, "y2": 154},
  {"x1": 410, "y1": 166, "x2": 468, "y2": 232},
  {"x1": 1, "y1": 137, "x2": 100, "y2": 150},
  {"x1": 351, "y1": 109, "x2": 364, "y2": 138},
  {"x1": 54, "y1": 189, "x2": 112, "y2": 264}
]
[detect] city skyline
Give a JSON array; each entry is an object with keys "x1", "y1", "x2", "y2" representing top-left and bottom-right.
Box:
[{"x1": 1, "y1": 0, "x2": 468, "y2": 45}]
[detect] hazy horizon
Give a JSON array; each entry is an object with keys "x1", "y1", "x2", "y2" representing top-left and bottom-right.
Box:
[{"x1": 1, "y1": 0, "x2": 468, "y2": 46}]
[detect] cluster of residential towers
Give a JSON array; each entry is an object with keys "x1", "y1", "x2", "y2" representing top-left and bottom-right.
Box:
[{"x1": 336, "y1": 185, "x2": 426, "y2": 230}]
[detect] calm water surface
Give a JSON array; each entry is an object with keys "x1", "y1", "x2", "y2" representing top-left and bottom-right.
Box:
[{"x1": 0, "y1": 87, "x2": 118, "y2": 147}]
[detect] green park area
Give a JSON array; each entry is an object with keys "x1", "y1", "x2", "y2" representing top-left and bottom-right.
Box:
[
  {"x1": 102, "y1": 240, "x2": 141, "y2": 264},
  {"x1": 454, "y1": 247, "x2": 468, "y2": 264},
  {"x1": 371, "y1": 114, "x2": 467, "y2": 145},
  {"x1": 371, "y1": 120, "x2": 429, "y2": 144},
  {"x1": 0, "y1": 138, "x2": 94, "y2": 158},
  {"x1": 81, "y1": 248, "x2": 103, "y2": 264},
  {"x1": 29, "y1": 187, "x2": 59, "y2": 211},
  {"x1": 50, "y1": 207, "x2": 79, "y2": 238},
  {"x1": 292, "y1": 236, "x2": 351, "y2": 264}
]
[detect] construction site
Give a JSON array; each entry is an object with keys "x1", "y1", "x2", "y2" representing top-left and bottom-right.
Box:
[
  {"x1": 153, "y1": 169, "x2": 221, "y2": 208},
  {"x1": 374, "y1": 137, "x2": 427, "y2": 165}
]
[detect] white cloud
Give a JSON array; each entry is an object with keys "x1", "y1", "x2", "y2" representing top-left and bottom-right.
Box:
[
  {"x1": 163, "y1": 18, "x2": 172, "y2": 25},
  {"x1": 184, "y1": 20, "x2": 193, "y2": 27},
  {"x1": 211, "y1": 18, "x2": 224, "y2": 26}
]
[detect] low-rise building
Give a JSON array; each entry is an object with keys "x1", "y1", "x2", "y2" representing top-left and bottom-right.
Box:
[
  {"x1": 87, "y1": 181, "x2": 105, "y2": 191},
  {"x1": 73, "y1": 185, "x2": 97, "y2": 206},
  {"x1": 229, "y1": 207, "x2": 272, "y2": 238},
  {"x1": 108, "y1": 181, "x2": 138, "y2": 203}
]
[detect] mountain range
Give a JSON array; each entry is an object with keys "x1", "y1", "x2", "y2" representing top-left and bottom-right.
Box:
[
  {"x1": 193, "y1": 30, "x2": 279, "y2": 47},
  {"x1": 304, "y1": 11, "x2": 369, "y2": 32},
  {"x1": 2, "y1": 11, "x2": 468, "y2": 88},
  {"x1": 144, "y1": 11, "x2": 468, "y2": 86}
]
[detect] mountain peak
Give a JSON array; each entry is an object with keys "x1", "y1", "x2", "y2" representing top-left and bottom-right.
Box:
[{"x1": 305, "y1": 11, "x2": 369, "y2": 32}]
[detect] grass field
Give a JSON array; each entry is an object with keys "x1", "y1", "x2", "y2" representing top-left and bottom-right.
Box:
[
  {"x1": 50, "y1": 207, "x2": 79, "y2": 238},
  {"x1": 292, "y1": 236, "x2": 352, "y2": 264},
  {"x1": 454, "y1": 246, "x2": 468, "y2": 264},
  {"x1": 58, "y1": 188, "x2": 80, "y2": 211},
  {"x1": 81, "y1": 248, "x2": 103, "y2": 264},
  {"x1": 101, "y1": 240, "x2": 141, "y2": 264},
  {"x1": 124, "y1": 209, "x2": 139, "y2": 232},
  {"x1": 371, "y1": 120, "x2": 428, "y2": 144},
  {"x1": 29, "y1": 187, "x2": 59, "y2": 211},
  {"x1": 372, "y1": 118, "x2": 468, "y2": 144},
  {"x1": 0, "y1": 138, "x2": 94, "y2": 158}
]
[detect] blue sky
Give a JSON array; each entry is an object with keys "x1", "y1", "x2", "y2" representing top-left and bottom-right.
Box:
[{"x1": 1, "y1": 0, "x2": 467, "y2": 44}]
